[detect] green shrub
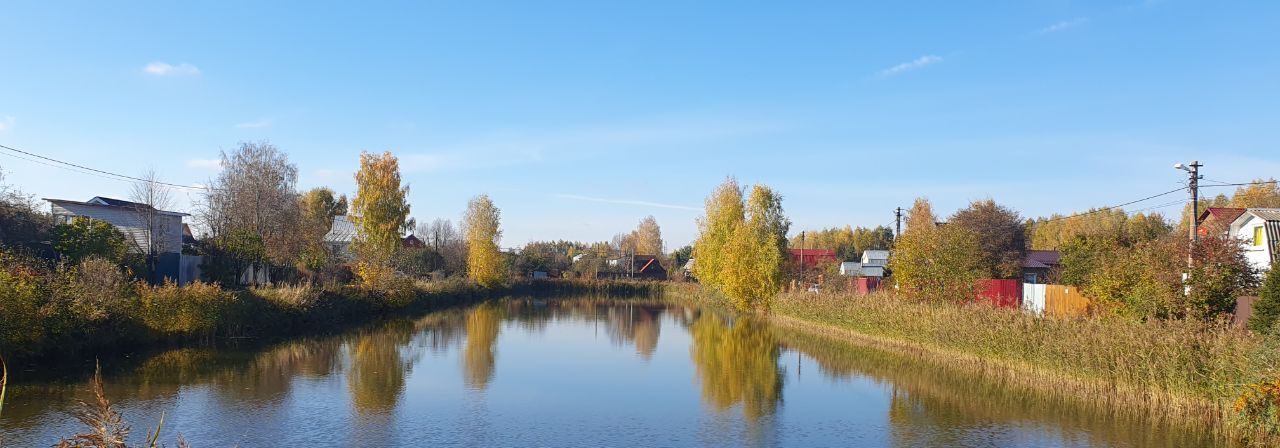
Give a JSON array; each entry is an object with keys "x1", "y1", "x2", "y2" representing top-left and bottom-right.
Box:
[
  {"x1": 1250, "y1": 266, "x2": 1280, "y2": 334},
  {"x1": 50, "y1": 217, "x2": 127, "y2": 264}
]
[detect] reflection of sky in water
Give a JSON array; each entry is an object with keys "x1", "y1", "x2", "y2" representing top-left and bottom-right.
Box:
[{"x1": 2, "y1": 300, "x2": 1212, "y2": 447}]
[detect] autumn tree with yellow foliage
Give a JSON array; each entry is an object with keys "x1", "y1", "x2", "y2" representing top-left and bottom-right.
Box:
[
  {"x1": 888, "y1": 198, "x2": 983, "y2": 301},
  {"x1": 351, "y1": 151, "x2": 411, "y2": 285},
  {"x1": 693, "y1": 178, "x2": 790, "y2": 311},
  {"x1": 464, "y1": 194, "x2": 505, "y2": 287},
  {"x1": 632, "y1": 215, "x2": 664, "y2": 256},
  {"x1": 693, "y1": 178, "x2": 744, "y2": 291}
]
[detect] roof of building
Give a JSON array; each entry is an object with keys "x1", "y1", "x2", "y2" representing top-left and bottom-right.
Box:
[
  {"x1": 862, "y1": 250, "x2": 890, "y2": 259},
  {"x1": 1198, "y1": 207, "x2": 1246, "y2": 224},
  {"x1": 402, "y1": 234, "x2": 425, "y2": 248},
  {"x1": 182, "y1": 223, "x2": 198, "y2": 244},
  {"x1": 1023, "y1": 250, "x2": 1062, "y2": 269},
  {"x1": 1232, "y1": 208, "x2": 1280, "y2": 228},
  {"x1": 44, "y1": 196, "x2": 189, "y2": 217},
  {"x1": 790, "y1": 248, "x2": 836, "y2": 257},
  {"x1": 325, "y1": 215, "x2": 357, "y2": 242},
  {"x1": 1247, "y1": 209, "x2": 1280, "y2": 222},
  {"x1": 637, "y1": 256, "x2": 662, "y2": 274}
]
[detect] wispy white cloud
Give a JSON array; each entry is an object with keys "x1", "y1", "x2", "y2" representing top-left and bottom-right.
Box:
[
  {"x1": 143, "y1": 62, "x2": 201, "y2": 76},
  {"x1": 234, "y1": 118, "x2": 272, "y2": 129},
  {"x1": 555, "y1": 194, "x2": 700, "y2": 211},
  {"x1": 186, "y1": 159, "x2": 222, "y2": 170},
  {"x1": 0, "y1": 116, "x2": 14, "y2": 134},
  {"x1": 401, "y1": 117, "x2": 784, "y2": 173},
  {"x1": 879, "y1": 55, "x2": 943, "y2": 77},
  {"x1": 1039, "y1": 17, "x2": 1089, "y2": 34}
]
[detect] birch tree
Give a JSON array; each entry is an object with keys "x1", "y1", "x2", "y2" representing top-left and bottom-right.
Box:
[
  {"x1": 693, "y1": 177, "x2": 744, "y2": 290},
  {"x1": 351, "y1": 151, "x2": 411, "y2": 285},
  {"x1": 129, "y1": 169, "x2": 176, "y2": 275},
  {"x1": 464, "y1": 194, "x2": 504, "y2": 287},
  {"x1": 633, "y1": 215, "x2": 664, "y2": 256}
]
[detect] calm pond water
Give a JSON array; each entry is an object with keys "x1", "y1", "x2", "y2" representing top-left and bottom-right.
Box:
[{"x1": 1, "y1": 298, "x2": 1216, "y2": 447}]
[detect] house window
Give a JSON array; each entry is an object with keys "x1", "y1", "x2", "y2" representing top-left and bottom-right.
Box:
[
  {"x1": 1023, "y1": 272, "x2": 1038, "y2": 283},
  {"x1": 1256, "y1": 226, "x2": 1266, "y2": 247}
]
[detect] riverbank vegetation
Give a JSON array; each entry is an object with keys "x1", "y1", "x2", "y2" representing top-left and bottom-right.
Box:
[
  {"x1": 767, "y1": 291, "x2": 1280, "y2": 444},
  {"x1": 0, "y1": 245, "x2": 663, "y2": 368}
]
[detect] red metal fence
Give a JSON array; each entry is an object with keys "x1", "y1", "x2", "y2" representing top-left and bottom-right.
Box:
[{"x1": 977, "y1": 279, "x2": 1021, "y2": 309}]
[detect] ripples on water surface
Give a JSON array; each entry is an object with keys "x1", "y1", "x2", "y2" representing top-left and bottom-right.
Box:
[{"x1": 0, "y1": 298, "x2": 1215, "y2": 447}]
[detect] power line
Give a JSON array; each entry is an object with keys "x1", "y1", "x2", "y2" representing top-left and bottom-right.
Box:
[
  {"x1": 1199, "y1": 179, "x2": 1278, "y2": 188},
  {"x1": 1037, "y1": 186, "x2": 1187, "y2": 223},
  {"x1": 0, "y1": 149, "x2": 137, "y2": 184},
  {"x1": 0, "y1": 143, "x2": 212, "y2": 191}
]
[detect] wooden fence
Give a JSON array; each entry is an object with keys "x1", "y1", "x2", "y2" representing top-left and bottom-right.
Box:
[{"x1": 1044, "y1": 284, "x2": 1090, "y2": 318}]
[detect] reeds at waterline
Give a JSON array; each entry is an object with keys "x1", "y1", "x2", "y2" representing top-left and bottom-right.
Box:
[
  {"x1": 48, "y1": 363, "x2": 190, "y2": 448},
  {"x1": 766, "y1": 290, "x2": 1280, "y2": 445}
]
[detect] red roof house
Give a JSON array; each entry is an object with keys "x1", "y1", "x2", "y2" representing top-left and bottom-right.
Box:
[
  {"x1": 789, "y1": 248, "x2": 837, "y2": 269},
  {"x1": 1197, "y1": 207, "x2": 1246, "y2": 238}
]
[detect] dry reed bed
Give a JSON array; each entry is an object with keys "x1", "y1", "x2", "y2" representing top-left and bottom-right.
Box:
[
  {"x1": 769, "y1": 291, "x2": 1277, "y2": 444},
  {"x1": 774, "y1": 326, "x2": 1221, "y2": 447}
]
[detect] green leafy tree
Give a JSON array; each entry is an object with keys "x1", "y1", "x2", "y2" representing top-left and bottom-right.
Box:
[
  {"x1": 51, "y1": 217, "x2": 127, "y2": 264},
  {"x1": 0, "y1": 169, "x2": 53, "y2": 255},
  {"x1": 948, "y1": 199, "x2": 1026, "y2": 279},
  {"x1": 888, "y1": 198, "x2": 983, "y2": 301},
  {"x1": 670, "y1": 245, "x2": 694, "y2": 270},
  {"x1": 351, "y1": 151, "x2": 411, "y2": 285},
  {"x1": 1083, "y1": 237, "x2": 1183, "y2": 319},
  {"x1": 464, "y1": 194, "x2": 505, "y2": 287},
  {"x1": 1249, "y1": 265, "x2": 1280, "y2": 334},
  {"x1": 1188, "y1": 236, "x2": 1259, "y2": 319},
  {"x1": 298, "y1": 187, "x2": 348, "y2": 271}
]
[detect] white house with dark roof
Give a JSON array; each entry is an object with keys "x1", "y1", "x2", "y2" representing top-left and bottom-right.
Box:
[
  {"x1": 45, "y1": 196, "x2": 190, "y2": 282},
  {"x1": 1229, "y1": 208, "x2": 1280, "y2": 273},
  {"x1": 859, "y1": 250, "x2": 890, "y2": 278},
  {"x1": 45, "y1": 196, "x2": 188, "y2": 256}
]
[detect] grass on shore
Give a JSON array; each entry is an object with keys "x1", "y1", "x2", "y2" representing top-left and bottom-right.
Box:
[{"x1": 760, "y1": 290, "x2": 1280, "y2": 445}]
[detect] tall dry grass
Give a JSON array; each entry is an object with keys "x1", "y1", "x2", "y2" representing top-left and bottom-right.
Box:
[
  {"x1": 767, "y1": 290, "x2": 1279, "y2": 443},
  {"x1": 52, "y1": 363, "x2": 190, "y2": 448}
]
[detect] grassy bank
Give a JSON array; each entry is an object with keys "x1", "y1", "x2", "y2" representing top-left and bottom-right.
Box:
[
  {"x1": 0, "y1": 267, "x2": 664, "y2": 373},
  {"x1": 765, "y1": 290, "x2": 1280, "y2": 445}
]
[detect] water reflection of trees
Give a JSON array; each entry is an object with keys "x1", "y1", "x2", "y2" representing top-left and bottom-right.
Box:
[
  {"x1": 5, "y1": 299, "x2": 693, "y2": 441},
  {"x1": 604, "y1": 304, "x2": 664, "y2": 360},
  {"x1": 775, "y1": 327, "x2": 1215, "y2": 448},
  {"x1": 689, "y1": 313, "x2": 783, "y2": 420},
  {"x1": 347, "y1": 319, "x2": 416, "y2": 414},
  {"x1": 463, "y1": 303, "x2": 502, "y2": 390}
]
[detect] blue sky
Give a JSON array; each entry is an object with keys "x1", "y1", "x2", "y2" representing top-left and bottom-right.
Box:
[{"x1": 1, "y1": 1, "x2": 1278, "y2": 248}]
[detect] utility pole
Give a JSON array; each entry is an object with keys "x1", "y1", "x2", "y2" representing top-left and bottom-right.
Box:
[
  {"x1": 894, "y1": 207, "x2": 903, "y2": 240},
  {"x1": 1175, "y1": 161, "x2": 1202, "y2": 270},
  {"x1": 800, "y1": 231, "x2": 807, "y2": 269}
]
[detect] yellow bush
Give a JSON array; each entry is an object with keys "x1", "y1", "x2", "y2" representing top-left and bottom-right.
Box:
[
  {"x1": 0, "y1": 257, "x2": 46, "y2": 351},
  {"x1": 137, "y1": 281, "x2": 231, "y2": 337},
  {"x1": 1236, "y1": 378, "x2": 1280, "y2": 432}
]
